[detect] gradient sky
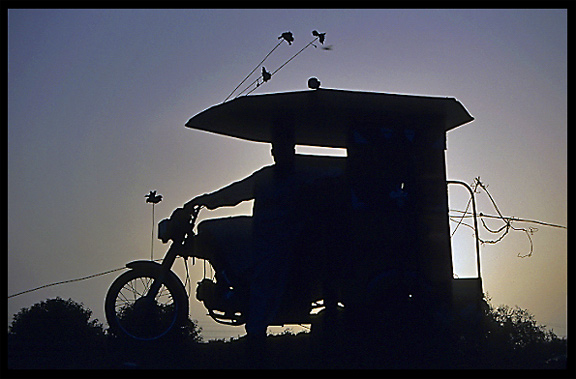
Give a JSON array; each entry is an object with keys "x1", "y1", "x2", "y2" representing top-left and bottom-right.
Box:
[{"x1": 7, "y1": 9, "x2": 567, "y2": 340}]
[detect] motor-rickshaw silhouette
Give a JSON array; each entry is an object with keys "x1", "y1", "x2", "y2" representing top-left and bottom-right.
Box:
[{"x1": 105, "y1": 86, "x2": 484, "y2": 341}]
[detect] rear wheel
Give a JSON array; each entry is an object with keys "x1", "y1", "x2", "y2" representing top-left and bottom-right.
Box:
[{"x1": 105, "y1": 268, "x2": 189, "y2": 340}]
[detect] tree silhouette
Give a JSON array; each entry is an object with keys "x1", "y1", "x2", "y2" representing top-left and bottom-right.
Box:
[
  {"x1": 479, "y1": 300, "x2": 567, "y2": 369},
  {"x1": 8, "y1": 297, "x2": 204, "y2": 369},
  {"x1": 7, "y1": 296, "x2": 566, "y2": 369},
  {"x1": 108, "y1": 300, "x2": 202, "y2": 343},
  {"x1": 7, "y1": 297, "x2": 106, "y2": 369},
  {"x1": 105, "y1": 302, "x2": 203, "y2": 369}
]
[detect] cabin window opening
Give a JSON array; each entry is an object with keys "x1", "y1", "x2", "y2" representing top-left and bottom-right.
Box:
[{"x1": 295, "y1": 145, "x2": 347, "y2": 157}]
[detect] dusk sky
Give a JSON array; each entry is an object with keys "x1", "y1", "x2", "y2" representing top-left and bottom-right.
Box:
[{"x1": 8, "y1": 9, "x2": 567, "y2": 340}]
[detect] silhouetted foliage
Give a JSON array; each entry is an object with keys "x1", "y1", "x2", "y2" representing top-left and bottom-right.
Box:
[
  {"x1": 106, "y1": 302, "x2": 203, "y2": 369},
  {"x1": 7, "y1": 297, "x2": 203, "y2": 369},
  {"x1": 6, "y1": 296, "x2": 567, "y2": 370},
  {"x1": 107, "y1": 299, "x2": 202, "y2": 342},
  {"x1": 106, "y1": 318, "x2": 203, "y2": 370},
  {"x1": 480, "y1": 300, "x2": 568, "y2": 369},
  {"x1": 7, "y1": 297, "x2": 105, "y2": 369}
]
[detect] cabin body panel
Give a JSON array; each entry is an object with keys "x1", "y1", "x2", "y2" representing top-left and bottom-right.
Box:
[{"x1": 345, "y1": 118, "x2": 454, "y2": 298}]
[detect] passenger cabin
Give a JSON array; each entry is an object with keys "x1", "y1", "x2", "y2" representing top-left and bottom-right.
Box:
[{"x1": 186, "y1": 88, "x2": 479, "y2": 318}]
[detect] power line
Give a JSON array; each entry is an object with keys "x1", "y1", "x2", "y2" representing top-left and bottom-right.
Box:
[
  {"x1": 7, "y1": 259, "x2": 162, "y2": 299},
  {"x1": 450, "y1": 209, "x2": 567, "y2": 230},
  {"x1": 223, "y1": 40, "x2": 284, "y2": 103},
  {"x1": 235, "y1": 36, "x2": 320, "y2": 98},
  {"x1": 8, "y1": 266, "x2": 127, "y2": 299},
  {"x1": 270, "y1": 36, "x2": 319, "y2": 77},
  {"x1": 449, "y1": 177, "x2": 566, "y2": 258}
]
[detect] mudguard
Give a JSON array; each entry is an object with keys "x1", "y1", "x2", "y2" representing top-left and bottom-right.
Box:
[{"x1": 126, "y1": 260, "x2": 163, "y2": 271}]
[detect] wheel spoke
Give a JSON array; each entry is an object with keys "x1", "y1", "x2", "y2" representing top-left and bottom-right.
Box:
[
  {"x1": 115, "y1": 291, "x2": 131, "y2": 307},
  {"x1": 125, "y1": 280, "x2": 139, "y2": 300},
  {"x1": 139, "y1": 276, "x2": 152, "y2": 294}
]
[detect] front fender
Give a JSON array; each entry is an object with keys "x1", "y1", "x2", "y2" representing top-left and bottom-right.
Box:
[
  {"x1": 125, "y1": 260, "x2": 163, "y2": 271},
  {"x1": 124, "y1": 260, "x2": 185, "y2": 293}
]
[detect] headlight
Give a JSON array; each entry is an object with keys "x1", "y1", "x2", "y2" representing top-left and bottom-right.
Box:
[{"x1": 158, "y1": 218, "x2": 172, "y2": 243}]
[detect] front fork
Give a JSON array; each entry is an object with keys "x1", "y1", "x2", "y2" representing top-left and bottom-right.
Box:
[
  {"x1": 144, "y1": 240, "x2": 183, "y2": 300},
  {"x1": 145, "y1": 207, "x2": 200, "y2": 300}
]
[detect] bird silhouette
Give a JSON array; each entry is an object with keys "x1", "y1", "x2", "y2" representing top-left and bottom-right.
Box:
[
  {"x1": 312, "y1": 30, "x2": 326, "y2": 44},
  {"x1": 145, "y1": 190, "x2": 163, "y2": 204},
  {"x1": 278, "y1": 31, "x2": 294, "y2": 45},
  {"x1": 262, "y1": 67, "x2": 272, "y2": 82}
]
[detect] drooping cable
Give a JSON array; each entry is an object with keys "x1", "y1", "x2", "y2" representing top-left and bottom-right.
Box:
[
  {"x1": 7, "y1": 259, "x2": 164, "y2": 299},
  {"x1": 449, "y1": 177, "x2": 566, "y2": 258}
]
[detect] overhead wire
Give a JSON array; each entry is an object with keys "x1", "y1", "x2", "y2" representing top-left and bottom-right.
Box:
[
  {"x1": 449, "y1": 177, "x2": 566, "y2": 258},
  {"x1": 474, "y1": 177, "x2": 538, "y2": 257},
  {"x1": 223, "y1": 39, "x2": 284, "y2": 103},
  {"x1": 450, "y1": 210, "x2": 567, "y2": 230},
  {"x1": 7, "y1": 259, "x2": 164, "y2": 299},
  {"x1": 270, "y1": 36, "x2": 319, "y2": 77},
  {"x1": 8, "y1": 267, "x2": 124, "y2": 299},
  {"x1": 235, "y1": 36, "x2": 320, "y2": 98}
]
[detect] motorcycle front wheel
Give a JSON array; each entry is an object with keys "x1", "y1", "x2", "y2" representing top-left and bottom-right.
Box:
[{"x1": 105, "y1": 268, "x2": 189, "y2": 341}]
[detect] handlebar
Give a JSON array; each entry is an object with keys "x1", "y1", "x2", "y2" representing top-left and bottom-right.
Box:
[{"x1": 157, "y1": 205, "x2": 203, "y2": 244}]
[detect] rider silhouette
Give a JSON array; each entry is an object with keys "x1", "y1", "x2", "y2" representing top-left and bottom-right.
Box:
[{"x1": 183, "y1": 125, "x2": 309, "y2": 340}]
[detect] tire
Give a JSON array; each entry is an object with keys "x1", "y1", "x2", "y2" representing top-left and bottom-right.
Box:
[{"x1": 105, "y1": 267, "x2": 189, "y2": 340}]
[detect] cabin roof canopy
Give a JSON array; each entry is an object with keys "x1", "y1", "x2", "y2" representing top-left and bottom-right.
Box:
[{"x1": 185, "y1": 88, "x2": 474, "y2": 148}]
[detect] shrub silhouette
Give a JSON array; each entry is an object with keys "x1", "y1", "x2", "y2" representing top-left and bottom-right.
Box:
[
  {"x1": 6, "y1": 296, "x2": 566, "y2": 369},
  {"x1": 480, "y1": 301, "x2": 567, "y2": 369},
  {"x1": 111, "y1": 301, "x2": 181, "y2": 340},
  {"x1": 105, "y1": 301, "x2": 203, "y2": 369},
  {"x1": 108, "y1": 300, "x2": 202, "y2": 342},
  {"x1": 7, "y1": 297, "x2": 106, "y2": 369},
  {"x1": 8, "y1": 297, "x2": 203, "y2": 369}
]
